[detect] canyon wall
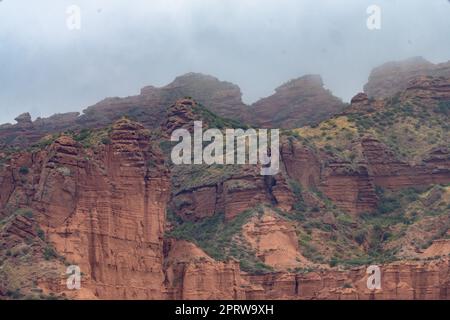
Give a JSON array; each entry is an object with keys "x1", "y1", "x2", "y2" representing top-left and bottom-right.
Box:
[
  {"x1": 162, "y1": 240, "x2": 450, "y2": 300},
  {"x1": 1, "y1": 119, "x2": 170, "y2": 299}
]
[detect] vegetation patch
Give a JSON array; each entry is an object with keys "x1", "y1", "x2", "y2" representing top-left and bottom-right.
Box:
[{"x1": 166, "y1": 209, "x2": 273, "y2": 274}]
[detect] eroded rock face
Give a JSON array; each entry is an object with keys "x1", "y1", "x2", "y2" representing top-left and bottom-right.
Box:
[
  {"x1": 249, "y1": 75, "x2": 345, "y2": 128},
  {"x1": 1, "y1": 119, "x2": 171, "y2": 299},
  {"x1": 157, "y1": 73, "x2": 248, "y2": 120},
  {"x1": 344, "y1": 92, "x2": 384, "y2": 114},
  {"x1": 163, "y1": 98, "x2": 199, "y2": 135},
  {"x1": 243, "y1": 259, "x2": 450, "y2": 300},
  {"x1": 164, "y1": 240, "x2": 250, "y2": 300},
  {"x1": 280, "y1": 138, "x2": 321, "y2": 189},
  {"x1": 320, "y1": 161, "x2": 378, "y2": 215},
  {"x1": 1, "y1": 67, "x2": 450, "y2": 300},
  {"x1": 162, "y1": 239, "x2": 450, "y2": 300},
  {"x1": 14, "y1": 113, "x2": 33, "y2": 127},
  {"x1": 171, "y1": 168, "x2": 278, "y2": 221},
  {"x1": 242, "y1": 210, "x2": 309, "y2": 271},
  {"x1": 400, "y1": 75, "x2": 450, "y2": 103},
  {"x1": 361, "y1": 137, "x2": 450, "y2": 189},
  {"x1": 422, "y1": 240, "x2": 450, "y2": 258},
  {"x1": 364, "y1": 57, "x2": 450, "y2": 99},
  {"x1": 164, "y1": 100, "x2": 295, "y2": 220}
]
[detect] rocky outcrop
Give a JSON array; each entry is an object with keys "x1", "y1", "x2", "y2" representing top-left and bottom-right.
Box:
[
  {"x1": 343, "y1": 92, "x2": 384, "y2": 114},
  {"x1": 1, "y1": 118, "x2": 171, "y2": 299},
  {"x1": 165, "y1": 99, "x2": 295, "y2": 221},
  {"x1": 243, "y1": 258, "x2": 450, "y2": 300},
  {"x1": 400, "y1": 75, "x2": 450, "y2": 103},
  {"x1": 164, "y1": 240, "x2": 251, "y2": 299},
  {"x1": 320, "y1": 161, "x2": 378, "y2": 216},
  {"x1": 249, "y1": 75, "x2": 345, "y2": 128},
  {"x1": 163, "y1": 98, "x2": 199, "y2": 135},
  {"x1": 171, "y1": 169, "x2": 279, "y2": 221},
  {"x1": 364, "y1": 57, "x2": 450, "y2": 98},
  {"x1": 80, "y1": 73, "x2": 248, "y2": 130},
  {"x1": 155, "y1": 73, "x2": 248, "y2": 120},
  {"x1": 242, "y1": 210, "x2": 309, "y2": 271},
  {"x1": 280, "y1": 138, "x2": 321, "y2": 189},
  {"x1": 361, "y1": 137, "x2": 450, "y2": 189},
  {"x1": 422, "y1": 240, "x2": 450, "y2": 258},
  {"x1": 14, "y1": 113, "x2": 33, "y2": 127},
  {"x1": 162, "y1": 239, "x2": 450, "y2": 300}
]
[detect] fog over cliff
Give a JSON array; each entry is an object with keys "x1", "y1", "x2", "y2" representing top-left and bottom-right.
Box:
[{"x1": 1, "y1": 0, "x2": 450, "y2": 124}]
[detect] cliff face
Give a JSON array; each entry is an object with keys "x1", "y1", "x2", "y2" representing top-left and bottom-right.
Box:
[
  {"x1": 343, "y1": 93, "x2": 385, "y2": 115},
  {"x1": 162, "y1": 238, "x2": 450, "y2": 300},
  {"x1": 1, "y1": 119, "x2": 170, "y2": 299},
  {"x1": 361, "y1": 136, "x2": 450, "y2": 189},
  {"x1": 165, "y1": 99, "x2": 295, "y2": 221},
  {"x1": 243, "y1": 259, "x2": 450, "y2": 300},
  {"x1": 320, "y1": 161, "x2": 378, "y2": 215},
  {"x1": 164, "y1": 240, "x2": 249, "y2": 300},
  {"x1": 400, "y1": 75, "x2": 450, "y2": 103}
]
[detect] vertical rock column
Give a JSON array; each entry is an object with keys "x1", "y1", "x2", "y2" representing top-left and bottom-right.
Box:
[{"x1": 36, "y1": 119, "x2": 170, "y2": 299}]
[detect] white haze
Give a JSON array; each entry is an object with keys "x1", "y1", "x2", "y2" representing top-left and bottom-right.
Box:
[{"x1": 1, "y1": 0, "x2": 450, "y2": 124}]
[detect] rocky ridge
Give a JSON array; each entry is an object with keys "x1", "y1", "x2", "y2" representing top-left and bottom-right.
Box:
[{"x1": 1, "y1": 58, "x2": 450, "y2": 300}]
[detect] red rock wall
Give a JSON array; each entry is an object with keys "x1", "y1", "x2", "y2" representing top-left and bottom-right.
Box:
[
  {"x1": 1, "y1": 119, "x2": 171, "y2": 299},
  {"x1": 243, "y1": 259, "x2": 450, "y2": 300}
]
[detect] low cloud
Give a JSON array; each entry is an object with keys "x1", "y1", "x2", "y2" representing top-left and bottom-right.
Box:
[{"x1": 1, "y1": 0, "x2": 450, "y2": 124}]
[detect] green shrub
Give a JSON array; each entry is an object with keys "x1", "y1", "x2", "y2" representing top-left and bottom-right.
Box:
[
  {"x1": 19, "y1": 166, "x2": 29, "y2": 175},
  {"x1": 74, "y1": 128, "x2": 91, "y2": 142},
  {"x1": 6, "y1": 289, "x2": 23, "y2": 299},
  {"x1": 101, "y1": 137, "x2": 112, "y2": 145},
  {"x1": 400, "y1": 187, "x2": 421, "y2": 202},
  {"x1": 37, "y1": 228, "x2": 45, "y2": 241},
  {"x1": 329, "y1": 257, "x2": 338, "y2": 267},
  {"x1": 436, "y1": 100, "x2": 450, "y2": 115},
  {"x1": 14, "y1": 208, "x2": 33, "y2": 219},
  {"x1": 354, "y1": 230, "x2": 367, "y2": 245},
  {"x1": 23, "y1": 211, "x2": 33, "y2": 219},
  {"x1": 289, "y1": 180, "x2": 306, "y2": 212},
  {"x1": 375, "y1": 187, "x2": 401, "y2": 214},
  {"x1": 43, "y1": 246, "x2": 57, "y2": 261},
  {"x1": 167, "y1": 211, "x2": 253, "y2": 261}
]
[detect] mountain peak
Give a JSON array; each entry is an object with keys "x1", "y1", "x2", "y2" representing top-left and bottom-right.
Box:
[
  {"x1": 250, "y1": 74, "x2": 344, "y2": 128},
  {"x1": 276, "y1": 74, "x2": 324, "y2": 93},
  {"x1": 14, "y1": 112, "x2": 32, "y2": 126},
  {"x1": 364, "y1": 57, "x2": 450, "y2": 98}
]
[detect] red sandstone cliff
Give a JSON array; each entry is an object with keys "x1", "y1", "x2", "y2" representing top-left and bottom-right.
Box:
[{"x1": 1, "y1": 119, "x2": 170, "y2": 299}]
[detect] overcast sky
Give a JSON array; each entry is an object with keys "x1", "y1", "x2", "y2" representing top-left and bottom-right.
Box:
[{"x1": 1, "y1": 0, "x2": 450, "y2": 124}]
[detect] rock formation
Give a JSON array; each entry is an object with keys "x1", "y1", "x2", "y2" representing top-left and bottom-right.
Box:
[
  {"x1": 0, "y1": 73, "x2": 345, "y2": 147},
  {"x1": 249, "y1": 75, "x2": 345, "y2": 128},
  {"x1": 1, "y1": 119, "x2": 170, "y2": 299},
  {"x1": 1, "y1": 60, "x2": 450, "y2": 300},
  {"x1": 364, "y1": 56, "x2": 450, "y2": 98}
]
